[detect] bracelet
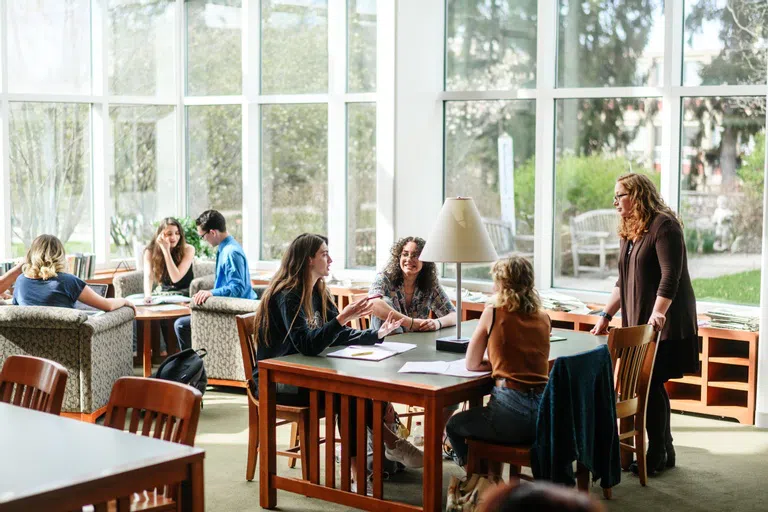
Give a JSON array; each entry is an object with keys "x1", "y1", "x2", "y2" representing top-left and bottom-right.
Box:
[
  {"x1": 599, "y1": 311, "x2": 613, "y2": 321},
  {"x1": 409, "y1": 317, "x2": 414, "y2": 330},
  {"x1": 437, "y1": 319, "x2": 442, "y2": 329}
]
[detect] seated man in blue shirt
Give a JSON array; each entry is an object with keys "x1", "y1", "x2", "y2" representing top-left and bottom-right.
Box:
[{"x1": 174, "y1": 209, "x2": 256, "y2": 349}]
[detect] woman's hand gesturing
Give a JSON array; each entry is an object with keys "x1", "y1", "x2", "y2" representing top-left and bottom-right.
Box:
[
  {"x1": 338, "y1": 297, "x2": 374, "y2": 325},
  {"x1": 377, "y1": 311, "x2": 405, "y2": 339}
]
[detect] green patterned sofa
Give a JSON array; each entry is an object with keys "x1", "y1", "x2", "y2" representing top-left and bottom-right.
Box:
[
  {"x1": 0, "y1": 305, "x2": 135, "y2": 422},
  {"x1": 113, "y1": 259, "x2": 216, "y2": 298}
]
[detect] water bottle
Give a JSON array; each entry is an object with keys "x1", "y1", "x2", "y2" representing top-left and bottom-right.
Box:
[{"x1": 412, "y1": 421, "x2": 424, "y2": 447}]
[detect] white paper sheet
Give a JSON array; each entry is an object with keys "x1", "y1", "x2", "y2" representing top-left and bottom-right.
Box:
[
  {"x1": 146, "y1": 304, "x2": 189, "y2": 312},
  {"x1": 127, "y1": 293, "x2": 191, "y2": 306},
  {"x1": 398, "y1": 358, "x2": 490, "y2": 378},
  {"x1": 327, "y1": 346, "x2": 399, "y2": 361}
]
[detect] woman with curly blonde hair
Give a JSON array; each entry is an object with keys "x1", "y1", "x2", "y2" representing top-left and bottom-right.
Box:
[
  {"x1": 591, "y1": 173, "x2": 697, "y2": 476},
  {"x1": 445, "y1": 255, "x2": 551, "y2": 469},
  {"x1": 13, "y1": 234, "x2": 134, "y2": 313}
]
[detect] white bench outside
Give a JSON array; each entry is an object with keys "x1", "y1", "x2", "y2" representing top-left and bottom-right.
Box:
[
  {"x1": 568, "y1": 209, "x2": 620, "y2": 276},
  {"x1": 482, "y1": 217, "x2": 534, "y2": 258}
]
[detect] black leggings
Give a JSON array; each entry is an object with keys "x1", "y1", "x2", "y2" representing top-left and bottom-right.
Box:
[{"x1": 645, "y1": 374, "x2": 672, "y2": 454}]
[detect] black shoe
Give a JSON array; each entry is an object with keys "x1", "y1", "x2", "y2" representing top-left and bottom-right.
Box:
[
  {"x1": 630, "y1": 450, "x2": 667, "y2": 477},
  {"x1": 665, "y1": 442, "x2": 676, "y2": 468}
]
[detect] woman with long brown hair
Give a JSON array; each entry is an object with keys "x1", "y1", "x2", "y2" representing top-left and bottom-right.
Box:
[
  {"x1": 142, "y1": 217, "x2": 195, "y2": 303},
  {"x1": 591, "y1": 173, "x2": 698, "y2": 476},
  {"x1": 252, "y1": 233, "x2": 423, "y2": 492},
  {"x1": 445, "y1": 255, "x2": 551, "y2": 469}
]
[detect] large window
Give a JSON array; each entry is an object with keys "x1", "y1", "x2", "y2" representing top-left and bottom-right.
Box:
[
  {"x1": 348, "y1": 0, "x2": 377, "y2": 93},
  {"x1": 186, "y1": 0, "x2": 242, "y2": 96},
  {"x1": 347, "y1": 103, "x2": 377, "y2": 268},
  {"x1": 260, "y1": 104, "x2": 328, "y2": 260},
  {"x1": 679, "y1": 97, "x2": 765, "y2": 305},
  {"x1": 10, "y1": 103, "x2": 92, "y2": 256}
]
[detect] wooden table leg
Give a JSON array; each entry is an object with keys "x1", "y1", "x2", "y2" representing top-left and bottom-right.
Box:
[
  {"x1": 259, "y1": 367, "x2": 277, "y2": 509},
  {"x1": 143, "y1": 319, "x2": 152, "y2": 377},
  {"x1": 181, "y1": 458, "x2": 205, "y2": 512},
  {"x1": 423, "y1": 397, "x2": 443, "y2": 512}
]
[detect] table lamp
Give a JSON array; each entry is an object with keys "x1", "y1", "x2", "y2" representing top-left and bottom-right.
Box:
[{"x1": 419, "y1": 197, "x2": 498, "y2": 350}]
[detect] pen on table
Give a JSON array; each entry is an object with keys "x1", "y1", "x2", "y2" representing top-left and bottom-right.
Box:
[{"x1": 351, "y1": 351, "x2": 374, "y2": 357}]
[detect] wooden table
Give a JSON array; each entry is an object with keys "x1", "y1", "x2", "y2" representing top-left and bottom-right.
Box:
[
  {"x1": 0, "y1": 402, "x2": 205, "y2": 512},
  {"x1": 135, "y1": 304, "x2": 191, "y2": 377},
  {"x1": 258, "y1": 321, "x2": 605, "y2": 511}
]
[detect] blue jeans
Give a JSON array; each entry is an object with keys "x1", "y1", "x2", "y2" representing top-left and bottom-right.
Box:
[
  {"x1": 445, "y1": 386, "x2": 542, "y2": 467},
  {"x1": 174, "y1": 315, "x2": 191, "y2": 351}
]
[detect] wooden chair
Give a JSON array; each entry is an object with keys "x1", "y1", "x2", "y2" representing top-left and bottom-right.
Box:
[
  {"x1": 98, "y1": 376, "x2": 203, "y2": 511},
  {"x1": 607, "y1": 324, "x2": 659, "y2": 486},
  {"x1": 236, "y1": 312, "x2": 316, "y2": 482},
  {"x1": 349, "y1": 293, "x2": 372, "y2": 330},
  {"x1": 0, "y1": 354, "x2": 68, "y2": 415}
]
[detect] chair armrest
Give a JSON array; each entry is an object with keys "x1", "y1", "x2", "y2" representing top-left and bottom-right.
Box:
[
  {"x1": 190, "y1": 297, "x2": 259, "y2": 315},
  {"x1": 189, "y1": 275, "x2": 215, "y2": 296},
  {"x1": 84, "y1": 306, "x2": 136, "y2": 335},
  {"x1": 112, "y1": 270, "x2": 144, "y2": 298},
  {"x1": 0, "y1": 306, "x2": 87, "y2": 329}
]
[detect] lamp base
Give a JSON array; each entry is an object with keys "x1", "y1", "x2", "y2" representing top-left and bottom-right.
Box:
[{"x1": 436, "y1": 336, "x2": 470, "y2": 353}]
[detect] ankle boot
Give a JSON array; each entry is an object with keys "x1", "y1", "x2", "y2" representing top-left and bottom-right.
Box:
[
  {"x1": 630, "y1": 448, "x2": 667, "y2": 476},
  {"x1": 665, "y1": 441, "x2": 676, "y2": 468}
]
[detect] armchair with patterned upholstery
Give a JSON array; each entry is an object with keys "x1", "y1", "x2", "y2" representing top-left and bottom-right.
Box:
[
  {"x1": 0, "y1": 306, "x2": 135, "y2": 422},
  {"x1": 113, "y1": 259, "x2": 216, "y2": 298}
]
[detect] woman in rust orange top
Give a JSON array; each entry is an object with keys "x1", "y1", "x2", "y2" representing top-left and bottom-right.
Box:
[{"x1": 445, "y1": 255, "x2": 551, "y2": 468}]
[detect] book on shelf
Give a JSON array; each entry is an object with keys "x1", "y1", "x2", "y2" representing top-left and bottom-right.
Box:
[{"x1": 67, "y1": 253, "x2": 96, "y2": 280}]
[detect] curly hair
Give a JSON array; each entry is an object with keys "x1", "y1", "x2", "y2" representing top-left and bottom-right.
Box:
[
  {"x1": 491, "y1": 255, "x2": 541, "y2": 315},
  {"x1": 23, "y1": 234, "x2": 67, "y2": 280},
  {"x1": 382, "y1": 237, "x2": 439, "y2": 292},
  {"x1": 145, "y1": 218, "x2": 188, "y2": 285},
  {"x1": 616, "y1": 173, "x2": 681, "y2": 240}
]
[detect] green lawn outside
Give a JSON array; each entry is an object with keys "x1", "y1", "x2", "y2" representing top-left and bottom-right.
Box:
[
  {"x1": 691, "y1": 269, "x2": 762, "y2": 306},
  {"x1": 12, "y1": 241, "x2": 92, "y2": 258}
]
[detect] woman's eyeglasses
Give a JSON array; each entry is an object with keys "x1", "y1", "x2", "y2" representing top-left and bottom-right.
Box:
[{"x1": 613, "y1": 193, "x2": 629, "y2": 202}]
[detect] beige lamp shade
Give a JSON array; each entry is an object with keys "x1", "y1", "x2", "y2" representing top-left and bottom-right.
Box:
[{"x1": 420, "y1": 197, "x2": 498, "y2": 263}]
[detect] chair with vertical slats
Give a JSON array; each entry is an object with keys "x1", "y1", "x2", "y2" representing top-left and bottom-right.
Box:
[
  {"x1": 0, "y1": 354, "x2": 68, "y2": 415},
  {"x1": 98, "y1": 376, "x2": 203, "y2": 511},
  {"x1": 348, "y1": 293, "x2": 372, "y2": 330},
  {"x1": 607, "y1": 324, "x2": 659, "y2": 486}
]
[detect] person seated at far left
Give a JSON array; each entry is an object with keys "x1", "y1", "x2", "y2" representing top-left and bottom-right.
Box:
[
  {"x1": 13, "y1": 234, "x2": 135, "y2": 313},
  {"x1": 0, "y1": 261, "x2": 23, "y2": 300}
]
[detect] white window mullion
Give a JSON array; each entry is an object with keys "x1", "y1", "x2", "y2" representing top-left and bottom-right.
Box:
[
  {"x1": 375, "y1": 0, "x2": 395, "y2": 267},
  {"x1": 242, "y1": 0, "x2": 261, "y2": 263},
  {"x1": 91, "y1": 0, "x2": 110, "y2": 265},
  {"x1": 533, "y1": 0, "x2": 557, "y2": 291},
  {"x1": 0, "y1": 0, "x2": 10, "y2": 258},
  {"x1": 176, "y1": 0, "x2": 186, "y2": 218},
  {"x1": 327, "y1": 0, "x2": 347, "y2": 267},
  {"x1": 660, "y1": 0, "x2": 684, "y2": 211}
]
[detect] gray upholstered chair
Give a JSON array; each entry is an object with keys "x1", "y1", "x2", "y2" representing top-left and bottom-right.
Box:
[
  {"x1": 0, "y1": 305, "x2": 135, "y2": 422},
  {"x1": 113, "y1": 259, "x2": 216, "y2": 298}
]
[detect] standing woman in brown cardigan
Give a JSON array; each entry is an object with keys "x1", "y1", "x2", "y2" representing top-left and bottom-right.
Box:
[{"x1": 591, "y1": 173, "x2": 698, "y2": 476}]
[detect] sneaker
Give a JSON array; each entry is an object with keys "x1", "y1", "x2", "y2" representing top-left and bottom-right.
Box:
[
  {"x1": 350, "y1": 475, "x2": 373, "y2": 496},
  {"x1": 384, "y1": 438, "x2": 423, "y2": 468}
]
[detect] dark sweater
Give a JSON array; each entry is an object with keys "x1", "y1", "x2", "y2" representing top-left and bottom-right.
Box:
[
  {"x1": 532, "y1": 345, "x2": 621, "y2": 490},
  {"x1": 252, "y1": 287, "x2": 380, "y2": 383}
]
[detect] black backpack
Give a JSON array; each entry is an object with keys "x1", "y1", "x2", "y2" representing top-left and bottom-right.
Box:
[{"x1": 152, "y1": 348, "x2": 208, "y2": 395}]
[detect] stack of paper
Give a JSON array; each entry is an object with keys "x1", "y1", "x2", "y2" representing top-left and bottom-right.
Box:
[
  {"x1": 443, "y1": 287, "x2": 490, "y2": 304},
  {"x1": 706, "y1": 308, "x2": 759, "y2": 332},
  {"x1": 398, "y1": 359, "x2": 490, "y2": 378},
  {"x1": 146, "y1": 304, "x2": 189, "y2": 313},
  {"x1": 539, "y1": 290, "x2": 590, "y2": 314},
  {"x1": 127, "y1": 293, "x2": 191, "y2": 306},
  {"x1": 327, "y1": 341, "x2": 417, "y2": 361}
]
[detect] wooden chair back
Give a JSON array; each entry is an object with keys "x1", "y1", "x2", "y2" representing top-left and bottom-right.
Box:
[
  {"x1": 0, "y1": 355, "x2": 68, "y2": 415},
  {"x1": 607, "y1": 325, "x2": 658, "y2": 407},
  {"x1": 104, "y1": 377, "x2": 203, "y2": 447},
  {"x1": 349, "y1": 293, "x2": 371, "y2": 330},
  {"x1": 237, "y1": 312, "x2": 258, "y2": 384}
]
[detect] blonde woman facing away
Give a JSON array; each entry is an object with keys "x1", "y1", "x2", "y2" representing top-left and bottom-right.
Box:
[
  {"x1": 445, "y1": 255, "x2": 550, "y2": 469},
  {"x1": 13, "y1": 234, "x2": 135, "y2": 313},
  {"x1": 143, "y1": 217, "x2": 195, "y2": 303}
]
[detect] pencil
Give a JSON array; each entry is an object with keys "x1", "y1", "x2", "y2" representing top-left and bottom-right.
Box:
[{"x1": 351, "y1": 351, "x2": 374, "y2": 357}]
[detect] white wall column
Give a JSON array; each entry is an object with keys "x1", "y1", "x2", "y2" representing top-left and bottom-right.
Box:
[
  {"x1": 0, "y1": 1, "x2": 11, "y2": 258},
  {"x1": 91, "y1": 0, "x2": 110, "y2": 264},
  {"x1": 241, "y1": 0, "x2": 261, "y2": 263}
]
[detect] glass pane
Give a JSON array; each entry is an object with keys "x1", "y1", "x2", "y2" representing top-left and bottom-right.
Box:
[
  {"x1": 187, "y1": 105, "x2": 243, "y2": 243},
  {"x1": 348, "y1": 0, "x2": 377, "y2": 93},
  {"x1": 446, "y1": 0, "x2": 537, "y2": 91},
  {"x1": 347, "y1": 103, "x2": 376, "y2": 268},
  {"x1": 261, "y1": 0, "x2": 328, "y2": 94},
  {"x1": 110, "y1": 106, "x2": 176, "y2": 260},
  {"x1": 10, "y1": 103, "x2": 91, "y2": 256},
  {"x1": 444, "y1": 100, "x2": 536, "y2": 281},
  {"x1": 680, "y1": 97, "x2": 765, "y2": 305},
  {"x1": 261, "y1": 104, "x2": 328, "y2": 260},
  {"x1": 109, "y1": 0, "x2": 176, "y2": 96},
  {"x1": 684, "y1": 0, "x2": 768, "y2": 86},
  {"x1": 556, "y1": 0, "x2": 664, "y2": 87},
  {"x1": 186, "y1": 0, "x2": 243, "y2": 96},
  {"x1": 554, "y1": 98, "x2": 662, "y2": 291},
  {"x1": 8, "y1": 0, "x2": 91, "y2": 94}
]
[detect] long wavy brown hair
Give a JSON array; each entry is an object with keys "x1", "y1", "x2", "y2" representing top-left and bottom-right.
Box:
[
  {"x1": 145, "y1": 218, "x2": 188, "y2": 284},
  {"x1": 491, "y1": 255, "x2": 541, "y2": 315},
  {"x1": 382, "y1": 237, "x2": 439, "y2": 292},
  {"x1": 23, "y1": 234, "x2": 67, "y2": 280},
  {"x1": 253, "y1": 233, "x2": 334, "y2": 347},
  {"x1": 616, "y1": 173, "x2": 680, "y2": 240}
]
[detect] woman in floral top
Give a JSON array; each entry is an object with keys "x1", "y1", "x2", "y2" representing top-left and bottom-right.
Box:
[{"x1": 369, "y1": 236, "x2": 457, "y2": 332}]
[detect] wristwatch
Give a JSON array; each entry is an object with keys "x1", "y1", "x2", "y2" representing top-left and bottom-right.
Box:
[{"x1": 598, "y1": 311, "x2": 613, "y2": 321}]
